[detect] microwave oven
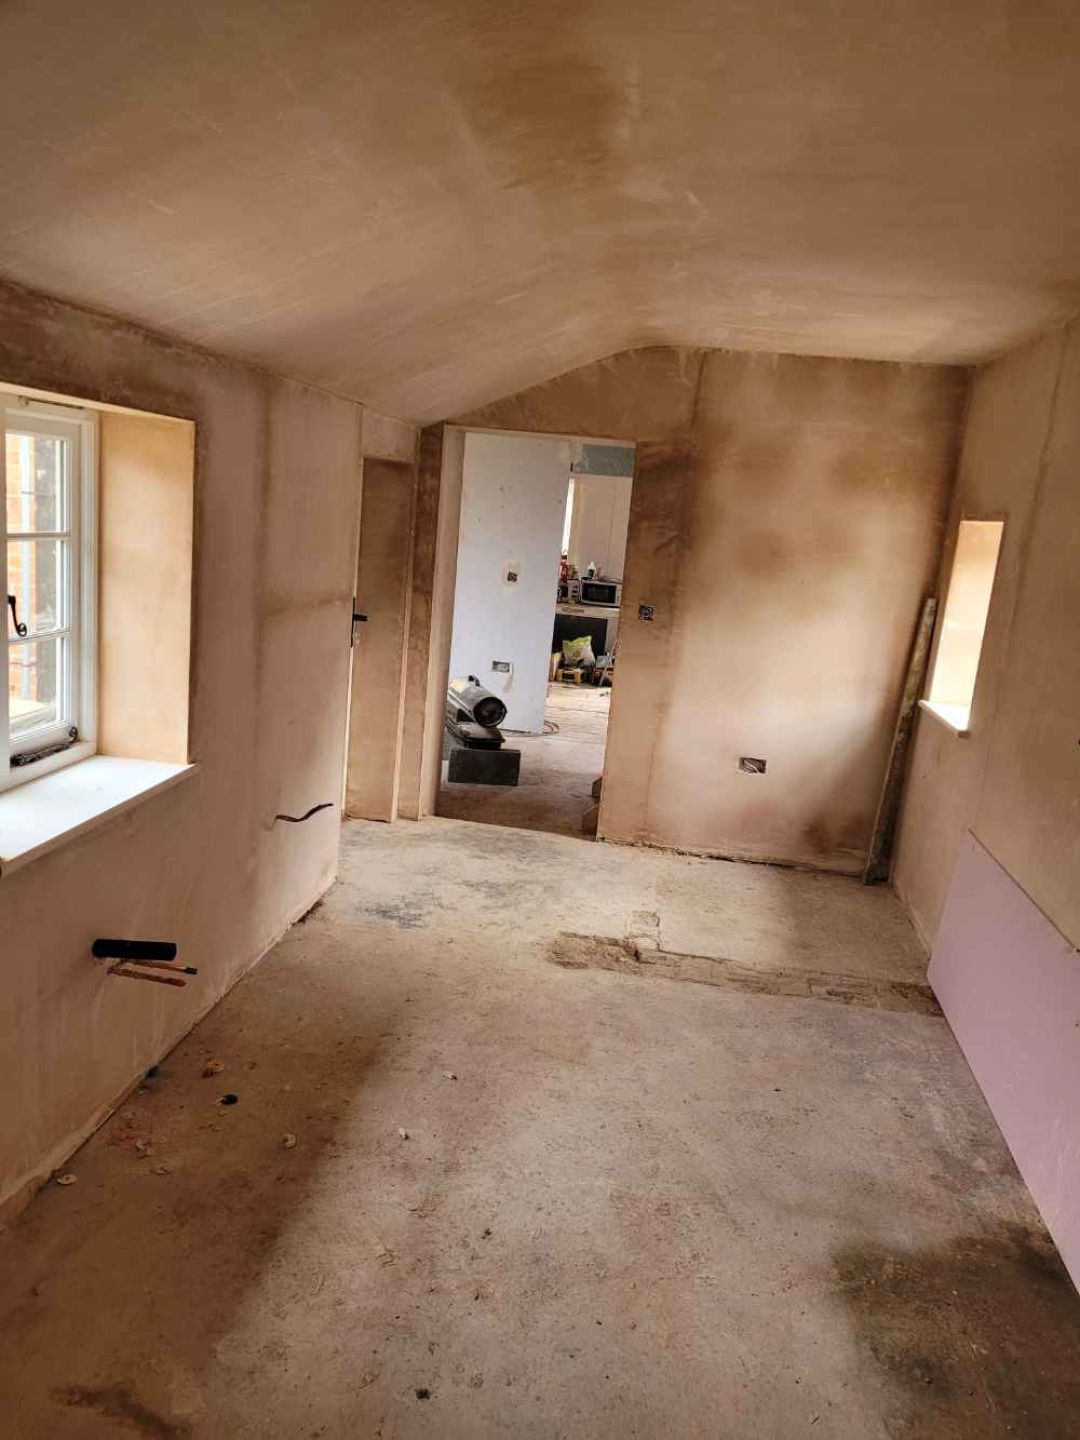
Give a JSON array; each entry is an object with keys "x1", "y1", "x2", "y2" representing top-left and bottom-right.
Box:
[{"x1": 579, "y1": 578, "x2": 621, "y2": 606}]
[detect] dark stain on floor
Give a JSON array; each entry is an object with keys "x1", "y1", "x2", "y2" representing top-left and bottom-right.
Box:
[
  {"x1": 56, "y1": 1382, "x2": 190, "y2": 1438},
  {"x1": 833, "y1": 1224, "x2": 1080, "y2": 1438},
  {"x1": 357, "y1": 899, "x2": 434, "y2": 929}
]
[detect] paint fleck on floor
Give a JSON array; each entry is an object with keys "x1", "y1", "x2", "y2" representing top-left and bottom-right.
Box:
[{"x1": 0, "y1": 817, "x2": 1077, "y2": 1438}]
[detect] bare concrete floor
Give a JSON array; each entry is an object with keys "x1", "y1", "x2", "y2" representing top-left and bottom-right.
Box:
[
  {"x1": 1, "y1": 818, "x2": 1078, "y2": 1439},
  {"x1": 438, "y1": 682, "x2": 609, "y2": 837}
]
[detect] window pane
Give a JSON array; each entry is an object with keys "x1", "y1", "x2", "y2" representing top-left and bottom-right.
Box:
[
  {"x1": 6, "y1": 431, "x2": 65, "y2": 532},
  {"x1": 8, "y1": 635, "x2": 61, "y2": 737},
  {"x1": 928, "y1": 519, "x2": 1005, "y2": 712},
  {"x1": 7, "y1": 539, "x2": 62, "y2": 635}
]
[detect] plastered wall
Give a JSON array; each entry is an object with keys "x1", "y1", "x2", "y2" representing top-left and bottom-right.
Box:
[
  {"x1": 895, "y1": 321, "x2": 1080, "y2": 949},
  {"x1": 0, "y1": 281, "x2": 414, "y2": 1216},
  {"x1": 449, "y1": 347, "x2": 967, "y2": 871}
]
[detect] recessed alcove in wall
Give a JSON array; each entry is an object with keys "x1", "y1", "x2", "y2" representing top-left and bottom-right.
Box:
[
  {"x1": 98, "y1": 408, "x2": 194, "y2": 762},
  {"x1": 922, "y1": 518, "x2": 1005, "y2": 736}
]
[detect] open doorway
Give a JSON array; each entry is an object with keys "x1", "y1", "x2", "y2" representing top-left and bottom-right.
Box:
[{"x1": 437, "y1": 430, "x2": 634, "y2": 838}]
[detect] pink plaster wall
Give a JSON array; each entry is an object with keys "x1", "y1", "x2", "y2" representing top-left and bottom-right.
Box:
[{"x1": 930, "y1": 833, "x2": 1080, "y2": 1286}]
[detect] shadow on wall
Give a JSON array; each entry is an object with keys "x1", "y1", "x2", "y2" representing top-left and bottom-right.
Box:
[
  {"x1": 644, "y1": 680, "x2": 896, "y2": 874},
  {"x1": 636, "y1": 411, "x2": 932, "y2": 873}
]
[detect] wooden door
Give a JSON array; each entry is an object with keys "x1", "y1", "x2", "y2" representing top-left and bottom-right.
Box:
[{"x1": 345, "y1": 458, "x2": 416, "y2": 819}]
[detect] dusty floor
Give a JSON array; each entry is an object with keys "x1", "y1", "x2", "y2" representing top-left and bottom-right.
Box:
[
  {"x1": 438, "y1": 682, "x2": 608, "y2": 837},
  {"x1": 1, "y1": 817, "x2": 1078, "y2": 1439}
]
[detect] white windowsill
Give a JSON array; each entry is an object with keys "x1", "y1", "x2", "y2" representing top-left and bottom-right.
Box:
[
  {"x1": 0, "y1": 755, "x2": 197, "y2": 877},
  {"x1": 918, "y1": 699, "x2": 971, "y2": 738}
]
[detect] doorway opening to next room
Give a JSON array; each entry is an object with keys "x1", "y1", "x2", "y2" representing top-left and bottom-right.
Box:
[{"x1": 437, "y1": 430, "x2": 635, "y2": 839}]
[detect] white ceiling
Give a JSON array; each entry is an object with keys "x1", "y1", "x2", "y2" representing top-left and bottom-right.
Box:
[{"x1": 1, "y1": 1, "x2": 1079, "y2": 420}]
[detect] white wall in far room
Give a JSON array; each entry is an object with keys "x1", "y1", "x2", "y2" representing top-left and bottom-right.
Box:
[
  {"x1": 567, "y1": 471, "x2": 633, "y2": 580},
  {"x1": 449, "y1": 431, "x2": 570, "y2": 733}
]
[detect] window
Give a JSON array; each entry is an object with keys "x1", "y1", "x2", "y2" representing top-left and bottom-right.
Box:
[
  {"x1": 922, "y1": 518, "x2": 1004, "y2": 735},
  {"x1": 562, "y1": 477, "x2": 575, "y2": 555},
  {"x1": 2, "y1": 397, "x2": 97, "y2": 790}
]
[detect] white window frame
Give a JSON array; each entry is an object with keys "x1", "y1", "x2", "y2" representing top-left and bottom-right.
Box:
[{"x1": 1, "y1": 396, "x2": 97, "y2": 792}]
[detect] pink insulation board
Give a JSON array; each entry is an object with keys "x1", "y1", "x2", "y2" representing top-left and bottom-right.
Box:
[{"x1": 930, "y1": 831, "x2": 1080, "y2": 1287}]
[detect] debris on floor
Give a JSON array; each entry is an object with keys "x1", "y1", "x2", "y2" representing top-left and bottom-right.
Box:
[
  {"x1": 5, "y1": 818, "x2": 1076, "y2": 1440},
  {"x1": 550, "y1": 931, "x2": 942, "y2": 1014},
  {"x1": 627, "y1": 909, "x2": 662, "y2": 950}
]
